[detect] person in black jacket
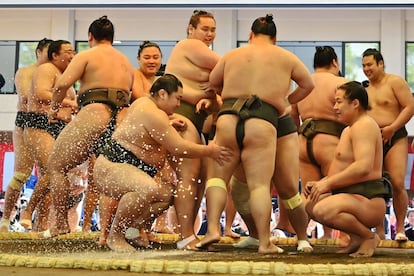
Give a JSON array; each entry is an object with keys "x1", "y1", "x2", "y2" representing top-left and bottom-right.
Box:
[
  {"x1": 0, "y1": 73, "x2": 5, "y2": 92},
  {"x1": 404, "y1": 209, "x2": 414, "y2": 241}
]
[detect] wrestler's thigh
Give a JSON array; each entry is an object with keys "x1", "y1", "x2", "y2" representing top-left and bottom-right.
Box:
[
  {"x1": 153, "y1": 183, "x2": 174, "y2": 204},
  {"x1": 274, "y1": 133, "x2": 299, "y2": 198},
  {"x1": 12, "y1": 126, "x2": 26, "y2": 158},
  {"x1": 169, "y1": 115, "x2": 203, "y2": 179},
  {"x1": 315, "y1": 194, "x2": 386, "y2": 227},
  {"x1": 232, "y1": 165, "x2": 247, "y2": 182},
  {"x1": 156, "y1": 162, "x2": 177, "y2": 186},
  {"x1": 299, "y1": 161, "x2": 323, "y2": 189},
  {"x1": 49, "y1": 107, "x2": 111, "y2": 169},
  {"x1": 173, "y1": 114, "x2": 202, "y2": 143},
  {"x1": 312, "y1": 134, "x2": 340, "y2": 176},
  {"x1": 214, "y1": 115, "x2": 238, "y2": 147},
  {"x1": 298, "y1": 135, "x2": 308, "y2": 162},
  {"x1": 207, "y1": 116, "x2": 240, "y2": 181},
  {"x1": 13, "y1": 126, "x2": 34, "y2": 172},
  {"x1": 384, "y1": 137, "x2": 408, "y2": 185},
  {"x1": 93, "y1": 156, "x2": 156, "y2": 200},
  {"x1": 242, "y1": 119, "x2": 276, "y2": 187},
  {"x1": 25, "y1": 128, "x2": 55, "y2": 173},
  {"x1": 154, "y1": 166, "x2": 176, "y2": 202}
]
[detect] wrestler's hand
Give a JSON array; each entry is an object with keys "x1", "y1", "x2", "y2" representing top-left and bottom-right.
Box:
[
  {"x1": 169, "y1": 117, "x2": 187, "y2": 132},
  {"x1": 199, "y1": 82, "x2": 217, "y2": 99},
  {"x1": 196, "y1": 98, "x2": 212, "y2": 113},
  {"x1": 48, "y1": 106, "x2": 59, "y2": 123},
  {"x1": 380, "y1": 126, "x2": 395, "y2": 145},
  {"x1": 308, "y1": 179, "x2": 330, "y2": 204},
  {"x1": 303, "y1": 181, "x2": 314, "y2": 199},
  {"x1": 207, "y1": 140, "x2": 233, "y2": 165},
  {"x1": 69, "y1": 100, "x2": 78, "y2": 115},
  {"x1": 196, "y1": 96, "x2": 221, "y2": 114}
]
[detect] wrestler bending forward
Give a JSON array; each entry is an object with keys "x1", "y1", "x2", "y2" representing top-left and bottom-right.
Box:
[{"x1": 93, "y1": 74, "x2": 232, "y2": 252}]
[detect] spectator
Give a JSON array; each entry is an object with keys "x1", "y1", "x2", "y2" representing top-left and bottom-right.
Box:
[
  {"x1": 405, "y1": 209, "x2": 414, "y2": 241},
  {"x1": 0, "y1": 73, "x2": 5, "y2": 92}
]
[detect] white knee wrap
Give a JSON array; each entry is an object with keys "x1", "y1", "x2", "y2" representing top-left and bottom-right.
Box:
[
  {"x1": 281, "y1": 193, "x2": 302, "y2": 210},
  {"x1": 8, "y1": 171, "x2": 30, "y2": 190},
  {"x1": 206, "y1": 178, "x2": 227, "y2": 191}
]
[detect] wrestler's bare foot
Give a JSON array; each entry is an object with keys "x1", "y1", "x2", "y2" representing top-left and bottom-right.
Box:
[
  {"x1": 153, "y1": 226, "x2": 175, "y2": 234},
  {"x1": 297, "y1": 240, "x2": 313, "y2": 253},
  {"x1": 337, "y1": 234, "x2": 361, "y2": 254},
  {"x1": 349, "y1": 233, "x2": 380, "y2": 258},
  {"x1": 98, "y1": 232, "x2": 108, "y2": 247},
  {"x1": 128, "y1": 236, "x2": 152, "y2": 249},
  {"x1": 19, "y1": 210, "x2": 33, "y2": 230},
  {"x1": 0, "y1": 219, "x2": 9, "y2": 232},
  {"x1": 234, "y1": 236, "x2": 259, "y2": 248},
  {"x1": 224, "y1": 229, "x2": 241, "y2": 239},
  {"x1": 195, "y1": 232, "x2": 221, "y2": 250},
  {"x1": 107, "y1": 232, "x2": 137, "y2": 253},
  {"x1": 258, "y1": 241, "x2": 284, "y2": 254},
  {"x1": 37, "y1": 227, "x2": 70, "y2": 239},
  {"x1": 176, "y1": 234, "x2": 200, "y2": 250},
  {"x1": 337, "y1": 232, "x2": 351, "y2": 248}
]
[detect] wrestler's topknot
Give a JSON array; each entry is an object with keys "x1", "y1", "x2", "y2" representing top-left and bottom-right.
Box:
[
  {"x1": 251, "y1": 13, "x2": 277, "y2": 39},
  {"x1": 265, "y1": 14, "x2": 273, "y2": 23}
]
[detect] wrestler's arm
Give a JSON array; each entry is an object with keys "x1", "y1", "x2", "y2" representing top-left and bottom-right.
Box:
[
  {"x1": 287, "y1": 53, "x2": 314, "y2": 104},
  {"x1": 185, "y1": 40, "x2": 220, "y2": 70},
  {"x1": 148, "y1": 109, "x2": 212, "y2": 158},
  {"x1": 32, "y1": 65, "x2": 54, "y2": 104},
  {"x1": 147, "y1": 109, "x2": 229, "y2": 162},
  {"x1": 290, "y1": 103, "x2": 301, "y2": 129},
  {"x1": 32, "y1": 66, "x2": 75, "y2": 110},
  {"x1": 52, "y1": 53, "x2": 86, "y2": 106},
  {"x1": 209, "y1": 57, "x2": 224, "y2": 93},
  {"x1": 14, "y1": 67, "x2": 31, "y2": 101},
  {"x1": 389, "y1": 75, "x2": 414, "y2": 130}
]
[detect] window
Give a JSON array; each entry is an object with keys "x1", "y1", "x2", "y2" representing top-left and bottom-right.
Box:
[
  {"x1": 17, "y1": 41, "x2": 39, "y2": 68},
  {"x1": 0, "y1": 41, "x2": 17, "y2": 94},
  {"x1": 406, "y1": 42, "x2": 414, "y2": 92},
  {"x1": 343, "y1": 42, "x2": 380, "y2": 82}
]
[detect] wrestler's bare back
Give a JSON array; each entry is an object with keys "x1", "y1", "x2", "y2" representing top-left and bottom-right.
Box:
[
  {"x1": 60, "y1": 44, "x2": 134, "y2": 96},
  {"x1": 15, "y1": 65, "x2": 37, "y2": 111},
  {"x1": 213, "y1": 43, "x2": 310, "y2": 113},
  {"x1": 297, "y1": 72, "x2": 347, "y2": 121}
]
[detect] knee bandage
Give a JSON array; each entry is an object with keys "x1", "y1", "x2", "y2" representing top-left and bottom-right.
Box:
[
  {"x1": 282, "y1": 193, "x2": 302, "y2": 210},
  {"x1": 206, "y1": 178, "x2": 227, "y2": 191},
  {"x1": 8, "y1": 171, "x2": 30, "y2": 190},
  {"x1": 230, "y1": 176, "x2": 251, "y2": 215}
]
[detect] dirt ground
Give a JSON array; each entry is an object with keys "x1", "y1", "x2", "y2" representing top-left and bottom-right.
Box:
[{"x1": 0, "y1": 236, "x2": 414, "y2": 275}]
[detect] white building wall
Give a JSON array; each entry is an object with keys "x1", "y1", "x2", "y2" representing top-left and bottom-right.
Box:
[{"x1": 0, "y1": 7, "x2": 412, "y2": 133}]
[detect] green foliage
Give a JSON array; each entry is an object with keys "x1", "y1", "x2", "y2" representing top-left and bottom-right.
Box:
[
  {"x1": 18, "y1": 42, "x2": 37, "y2": 68},
  {"x1": 406, "y1": 43, "x2": 414, "y2": 92},
  {"x1": 344, "y1": 42, "x2": 379, "y2": 82}
]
